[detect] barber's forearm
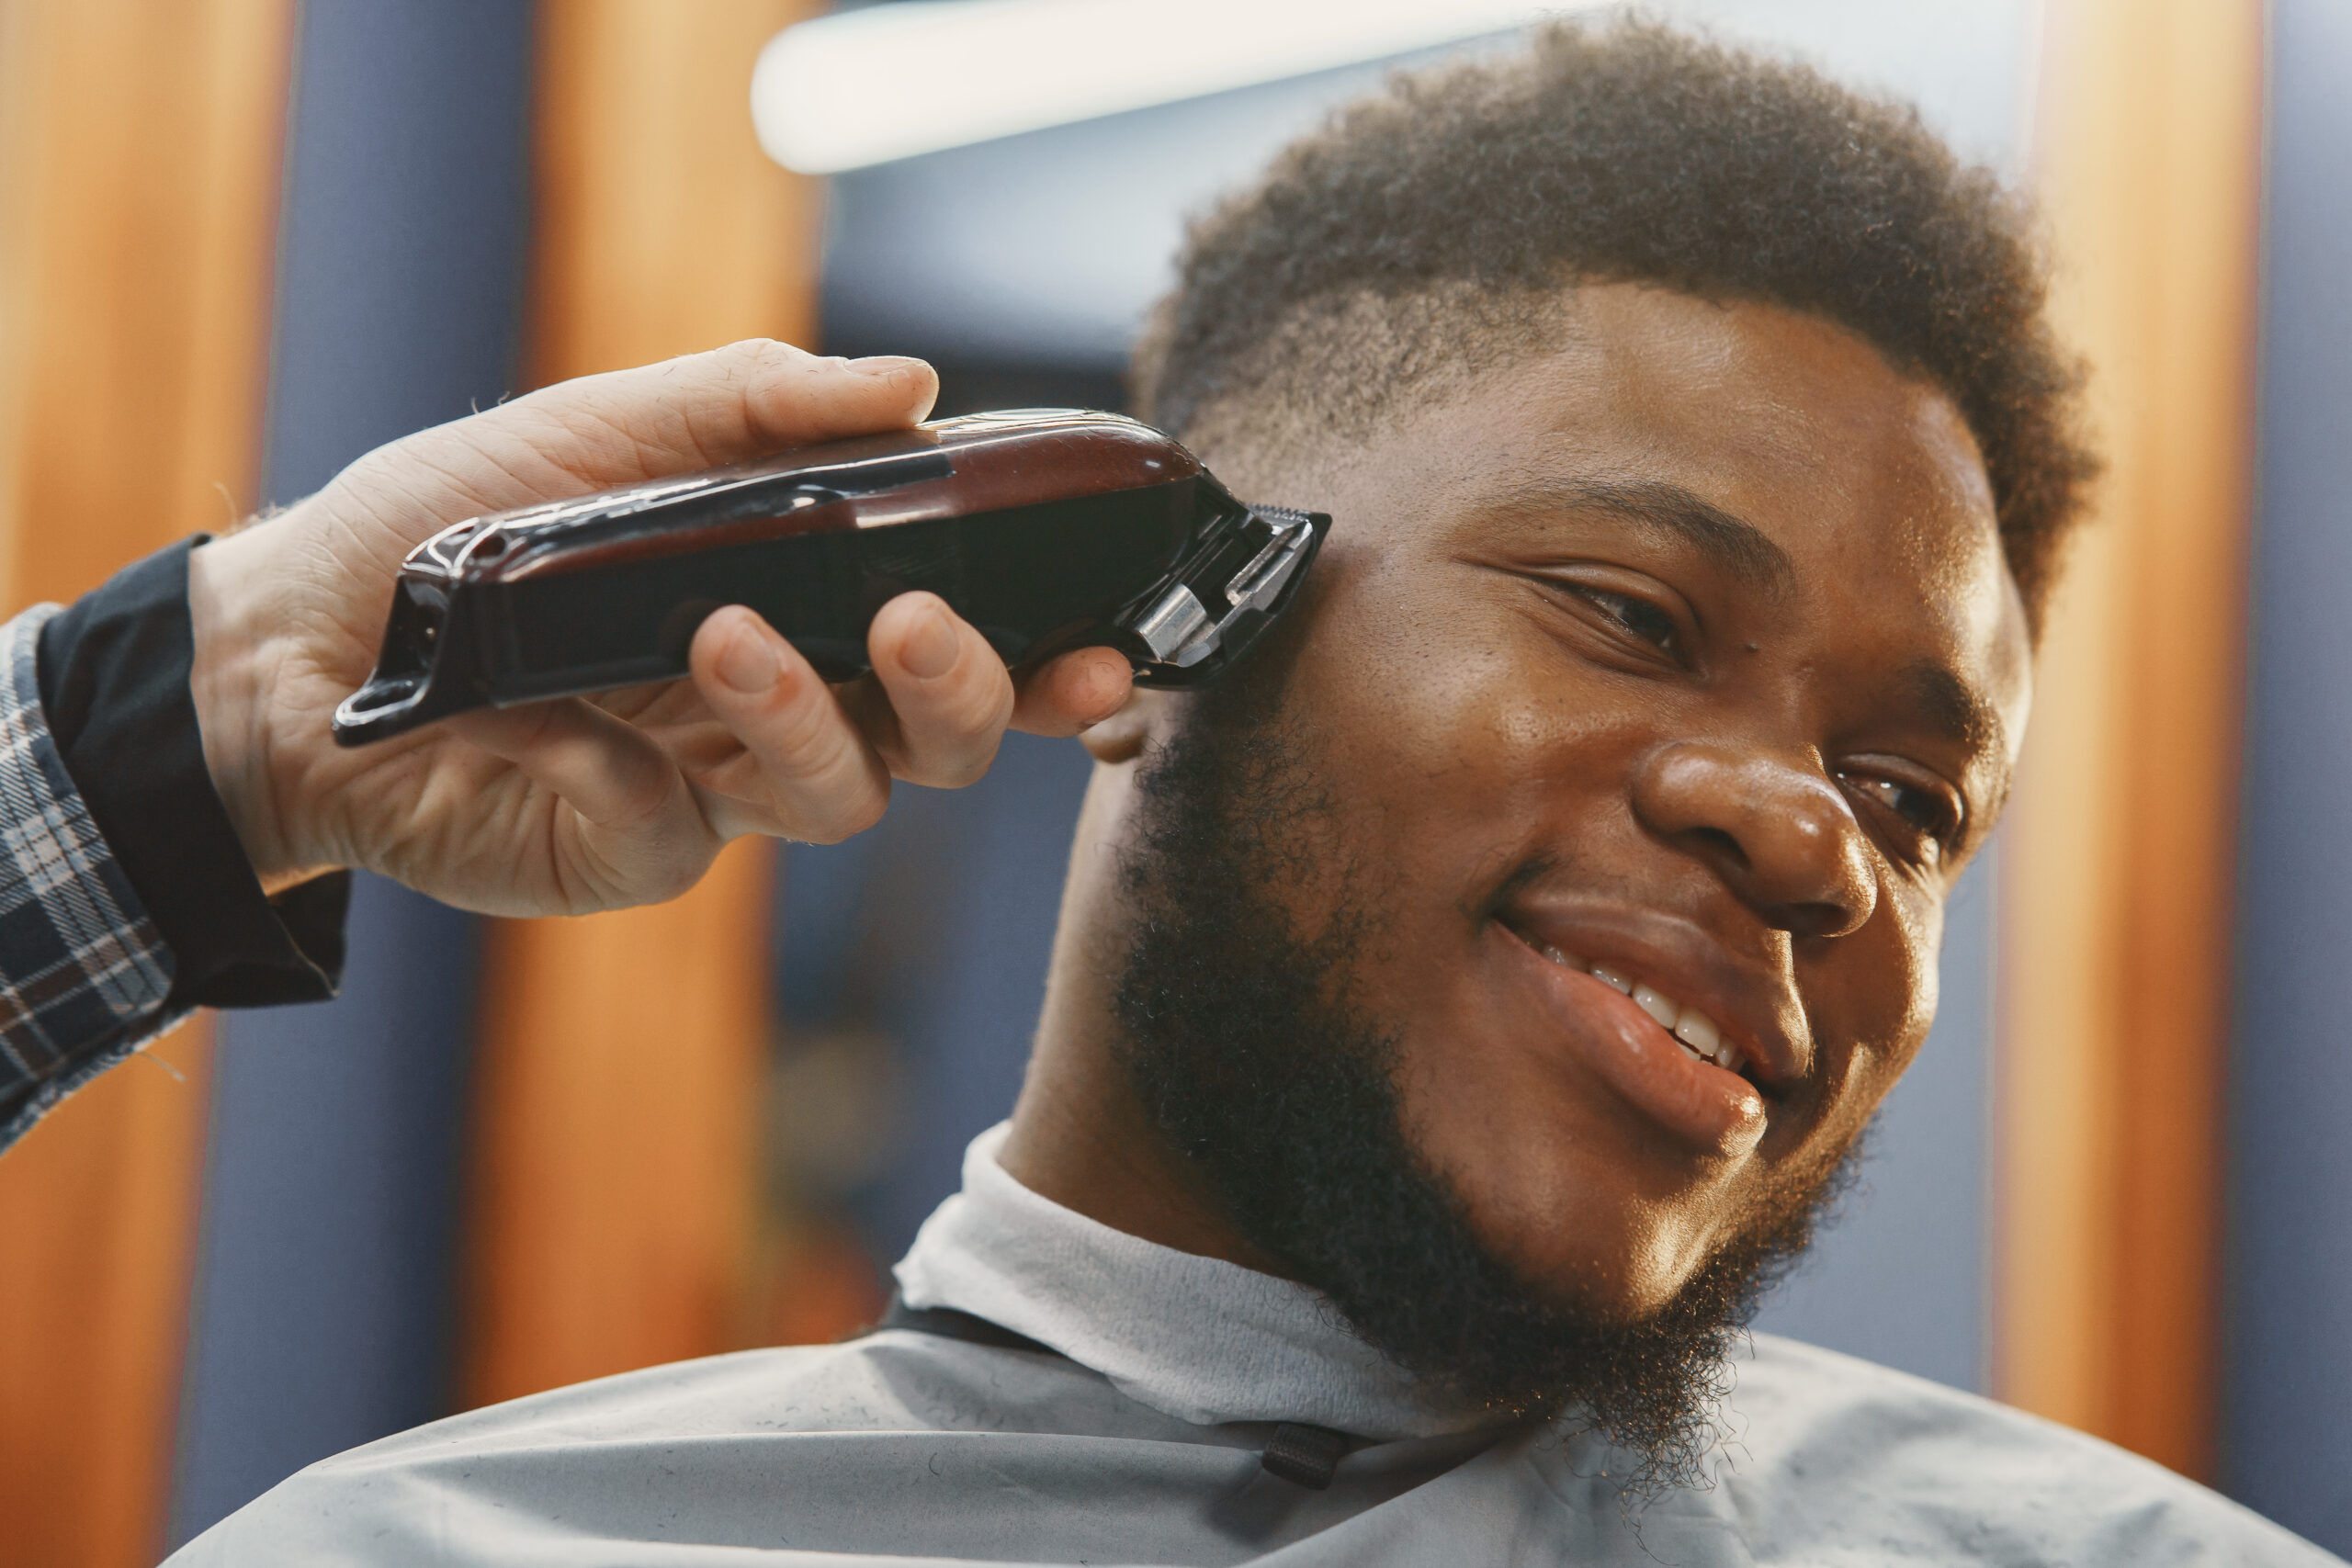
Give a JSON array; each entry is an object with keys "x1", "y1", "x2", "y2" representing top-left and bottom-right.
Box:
[{"x1": 6, "y1": 344, "x2": 985, "y2": 1151}]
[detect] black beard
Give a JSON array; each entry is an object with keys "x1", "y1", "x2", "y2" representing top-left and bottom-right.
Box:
[{"x1": 1108, "y1": 669, "x2": 1857, "y2": 1488}]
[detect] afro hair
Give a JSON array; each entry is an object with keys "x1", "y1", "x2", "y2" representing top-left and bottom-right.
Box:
[{"x1": 1132, "y1": 18, "x2": 2097, "y2": 634}]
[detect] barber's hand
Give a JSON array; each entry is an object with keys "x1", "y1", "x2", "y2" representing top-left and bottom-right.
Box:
[{"x1": 187, "y1": 340, "x2": 1133, "y2": 916}]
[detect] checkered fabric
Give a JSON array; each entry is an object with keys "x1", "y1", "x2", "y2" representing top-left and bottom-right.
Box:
[{"x1": 0, "y1": 604, "x2": 176, "y2": 1153}]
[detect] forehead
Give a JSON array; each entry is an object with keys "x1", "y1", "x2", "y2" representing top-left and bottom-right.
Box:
[
  {"x1": 1410, "y1": 288, "x2": 1996, "y2": 578},
  {"x1": 1319, "y1": 284, "x2": 2030, "y2": 760}
]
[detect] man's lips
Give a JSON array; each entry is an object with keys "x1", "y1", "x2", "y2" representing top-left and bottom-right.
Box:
[
  {"x1": 1496, "y1": 906, "x2": 1805, "y2": 1087},
  {"x1": 1488, "y1": 917, "x2": 1802, "y2": 1157}
]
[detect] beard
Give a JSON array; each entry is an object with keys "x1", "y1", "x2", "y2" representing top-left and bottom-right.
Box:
[{"x1": 1108, "y1": 663, "x2": 1858, "y2": 1488}]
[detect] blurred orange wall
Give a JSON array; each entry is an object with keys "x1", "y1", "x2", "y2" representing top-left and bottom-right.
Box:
[
  {"x1": 1997, "y1": 0, "x2": 2264, "y2": 1480},
  {"x1": 0, "y1": 1, "x2": 292, "y2": 1563},
  {"x1": 459, "y1": 0, "x2": 823, "y2": 1408}
]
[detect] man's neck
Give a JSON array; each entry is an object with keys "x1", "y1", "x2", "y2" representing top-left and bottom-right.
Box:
[
  {"x1": 998, "y1": 1044, "x2": 1291, "y2": 1279},
  {"x1": 999, "y1": 760, "x2": 1292, "y2": 1279}
]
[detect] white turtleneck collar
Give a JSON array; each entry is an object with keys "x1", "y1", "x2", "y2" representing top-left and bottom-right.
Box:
[{"x1": 891, "y1": 1122, "x2": 1494, "y2": 1441}]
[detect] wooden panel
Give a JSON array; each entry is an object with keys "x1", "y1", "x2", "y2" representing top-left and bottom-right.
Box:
[
  {"x1": 526, "y1": 0, "x2": 820, "y2": 379},
  {"x1": 0, "y1": 0, "x2": 290, "y2": 1562},
  {"x1": 1995, "y1": 0, "x2": 2264, "y2": 1480},
  {"x1": 0, "y1": 1030, "x2": 215, "y2": 1568},
  {"x1": 459, "y1": 0, "x2": 820, "y2": 1406},
  {"x1": 463, "y1": 842, "x2": 776, "y2": 1403}
]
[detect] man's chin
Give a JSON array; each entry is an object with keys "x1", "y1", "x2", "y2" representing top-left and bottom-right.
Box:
[
  {"x1": 1303, "y1": 1149, "x2": 1853, "y2": 1485},
  {"x1": 1418, "y1": 1122, "x2": 1765, "y2": 1325}
]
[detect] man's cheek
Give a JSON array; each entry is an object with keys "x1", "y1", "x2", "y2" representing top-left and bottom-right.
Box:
[
  {"x1": 1792, "y1": 884, "x2": 1939, "y2": 1064},
  {"x1": 1845, "y1": 892, "x2": 1942, "y2": 1090}
]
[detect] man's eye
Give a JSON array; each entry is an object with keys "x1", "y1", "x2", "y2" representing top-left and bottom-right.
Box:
[
  {"x1": 1576, "y1": 588, "x2": 1680, "y2": 656},
  {"x1": 1838, "y1": 771, "x2": 1961, "y2": 867}
]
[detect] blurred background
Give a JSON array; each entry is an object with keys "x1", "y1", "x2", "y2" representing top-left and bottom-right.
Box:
[{"x1": 0, "y1": 0, "x2": 2338, "y2": 1562}]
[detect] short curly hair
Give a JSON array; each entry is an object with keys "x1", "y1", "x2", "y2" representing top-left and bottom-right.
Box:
[{"x1": 1132, "y1": 19, "x2": 2097, "y2": 636}]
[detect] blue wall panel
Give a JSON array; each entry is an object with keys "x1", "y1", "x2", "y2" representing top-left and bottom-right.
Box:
[
  {"x1": 777, "y1": 733, "x2": 1096, "y2": 1269},
  {"x1": 2222, "y1": 0, "x2": 2352, "y2": 1551},
  {"x1": 168, "y1": 0, "x2": 532, "y2": 1543}
]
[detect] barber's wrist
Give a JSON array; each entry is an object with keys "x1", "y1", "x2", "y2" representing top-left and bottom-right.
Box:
[{"x1": 187, "y1": 523, "x2": 335, "y2": 896}]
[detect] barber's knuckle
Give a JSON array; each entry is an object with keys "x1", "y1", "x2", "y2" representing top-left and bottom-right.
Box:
[
  {"x1": 766, "y1": 682, "x2": 850, "y2": 774},
  {"x1": 932, "y1": 743, "x2": 1000, "y2": 790},
  {"x1": 946, "y1": 672, "x2": 1015, "y2": 739},
  {"x1": 633, "y1": 852, "x2": 706, "y2": 908},
  {"x1": 804, "y1": 781, "x2": 888, "y2": 842},
  {"x1": 846, "y1": 788, "x2": 889, "y2": 836},
  {"x1": 721, "y1": 335, "x2": 784, "y2": 365},
  {"x1": 884, "y1": 696, "x2": 986, "y2": 768}
]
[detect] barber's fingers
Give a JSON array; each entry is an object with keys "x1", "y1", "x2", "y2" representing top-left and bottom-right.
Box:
[
  {"x1": 684, "y1": 596, "x2": 1132, "y2": 844},
  {"x1": 735, "y1": 346, "x2": 939, "y2": 449},
  {"x1": 853, "y1": 603, "x2": 1134, "y2": 774},
  {"x1": 1012, "y1": 647, "x2": 1132, "y2": 738},
  {"x1": 446, "y1": 698, "x2": 718, "y2": 909},
  {"x1": 852, "y1": 592, "x2": 1020, "y2": 788},
  {"x1": 686, "y1": 605, "x2": 892, "y2": 842},
  {"x1": 514, "y1": 341, "x2": 939, "y2": 492},
  {"x1": 344, "y1": 344, "x2": 941, "y2": 545}
]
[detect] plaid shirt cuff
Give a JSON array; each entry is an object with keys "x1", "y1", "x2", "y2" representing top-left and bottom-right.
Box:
[{"x1": 0, "y1": 604, "x2": 177, "y2": 1153}]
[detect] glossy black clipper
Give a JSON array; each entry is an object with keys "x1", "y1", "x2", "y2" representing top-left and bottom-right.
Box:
[{"x1": 331, "y1": 409, "x2": 1331, "y2": 747}]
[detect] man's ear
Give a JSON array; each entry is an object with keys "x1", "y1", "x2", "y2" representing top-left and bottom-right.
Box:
[{"x1": 1080, "y1": 686, "x2": 1170, "y2": 764}]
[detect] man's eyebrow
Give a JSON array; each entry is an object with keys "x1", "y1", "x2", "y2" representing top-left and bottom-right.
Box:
[
  {"x1": 1901, "y1": 659, "x2": 2004, "y2": 759},
  {"x1": 1479, "y1": 478, "x2": 1797, "y2": 595}
]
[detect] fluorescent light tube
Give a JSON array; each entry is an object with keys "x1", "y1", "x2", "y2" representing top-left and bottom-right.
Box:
[{"x1": 753, "y1": 0, "x2": 1584, "y2": 175}]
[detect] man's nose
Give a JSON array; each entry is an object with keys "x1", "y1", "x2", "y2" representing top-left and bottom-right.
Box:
[{"x1": 1630, "y1": 742, "x2": 1878, "y2": 938}]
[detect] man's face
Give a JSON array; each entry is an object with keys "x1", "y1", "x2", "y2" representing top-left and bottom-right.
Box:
[{"x1": 1173, "y1": 283, "x2": 2031, "y2": 1325}]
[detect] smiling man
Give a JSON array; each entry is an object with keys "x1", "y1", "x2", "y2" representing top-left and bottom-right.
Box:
[
  {"x1": 173, "y1": 20, "x2": 2334, "y2": 1567},
  {"x1": 1035, "y1": 281, "x2": 2017, "y2": 1479}
]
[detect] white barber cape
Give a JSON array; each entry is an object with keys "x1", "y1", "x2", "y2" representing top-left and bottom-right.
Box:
[{"x1": 174, "y1": 1123, "x2": 2335, "y2": 1565}]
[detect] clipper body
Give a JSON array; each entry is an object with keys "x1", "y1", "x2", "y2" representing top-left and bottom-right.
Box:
[{"x1": 333, "y1": 409, "x2": 1329, "y2": 746}]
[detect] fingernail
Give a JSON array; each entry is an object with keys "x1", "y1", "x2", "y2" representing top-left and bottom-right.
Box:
[
  {"x1": 847, "y1": 355, "x2": 924, "y2": 378},
  {"x1": 716, "y1": 621, "x2": 778, "y2": 694},
  {"x1": 900, "y1": 603, "x2": 960, "y2": 679}
]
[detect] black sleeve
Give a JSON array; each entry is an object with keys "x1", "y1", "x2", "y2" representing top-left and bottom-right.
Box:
[{"x1": 37, "y1": 537, "x2": 348, "y2": 1010}]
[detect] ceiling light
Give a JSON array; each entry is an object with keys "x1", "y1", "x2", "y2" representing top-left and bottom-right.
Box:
[{"x1": 753, "y1": 0, "x2": 1582, "y2": 175}]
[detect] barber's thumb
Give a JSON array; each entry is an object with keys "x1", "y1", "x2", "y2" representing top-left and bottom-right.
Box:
[{"x1": 736, "y1": 344, "x2": 939, "y2": 449}]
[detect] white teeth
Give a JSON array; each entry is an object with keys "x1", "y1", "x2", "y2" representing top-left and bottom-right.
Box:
[
  {"x1": 1632, "y1": 983, "x2": 1679, "y2": 1029},
  {"x1": 1518, "y1": 931, "x2": 1747, "y2": 1075},
  {"x1": 1668, "y1": 1007, "x2": 1740, "y2": 1072},
  {"x1": 1674, "y1": 1008, "x2": 1724, "y2": 1064}
]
